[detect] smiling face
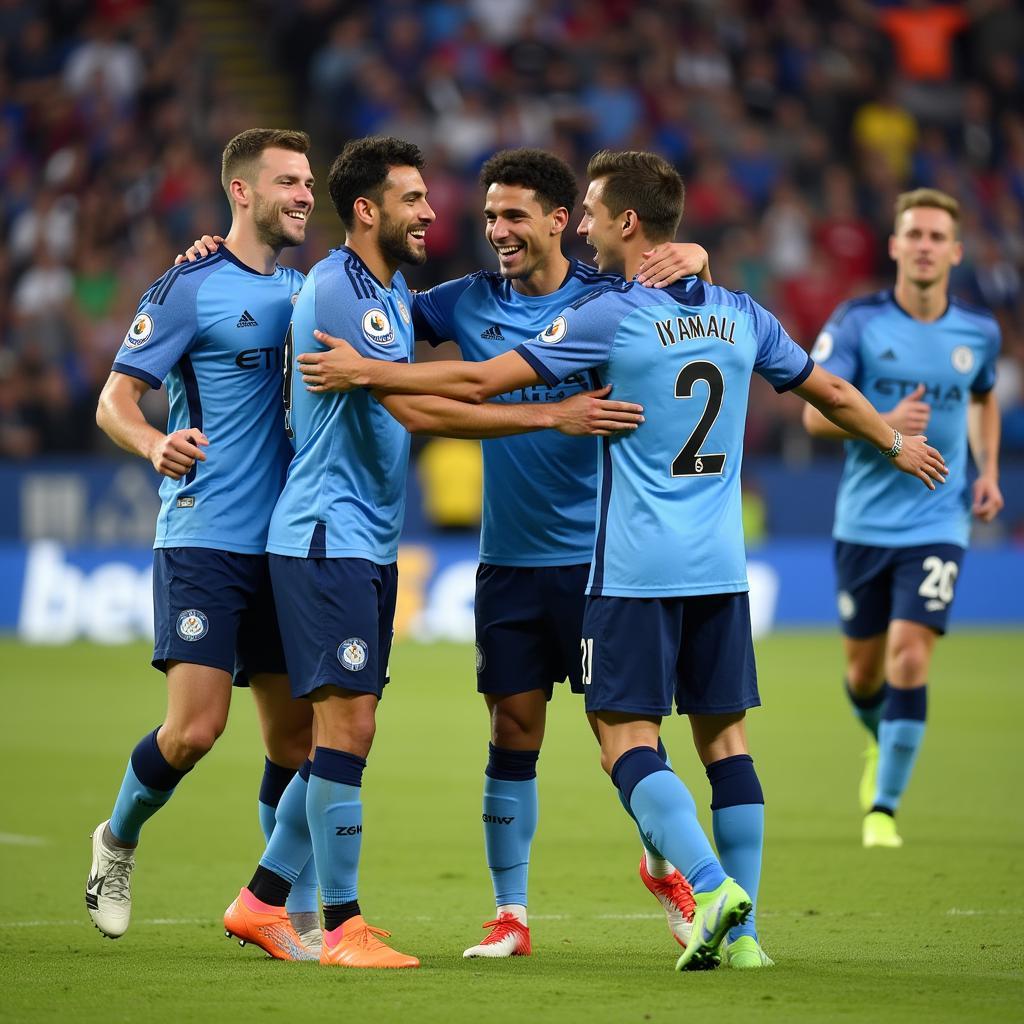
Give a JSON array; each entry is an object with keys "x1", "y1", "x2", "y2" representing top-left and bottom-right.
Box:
[
  {"x1": 889, "y1": 206, "x2": 962, "y2": 290},
  {"x1": 577, "y1": 177, "x2": 625, "y2": 276},
  {"x1": 246, "y1": 146, "x2": 315, "y2": 249},
  {"x1": 484, "y1": 182, "x2": 566, "y2": 284},
  {"x1": 377, "y1": 164, "x2": 434, "y2": 266}
]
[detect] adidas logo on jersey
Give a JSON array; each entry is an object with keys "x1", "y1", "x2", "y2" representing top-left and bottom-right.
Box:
[
  {"x1": 236, "y1": 310, "x2": 259, "y2": 328},
  {"x1": 880, "y1": 349, "x2": 897, "y2": 361},
  {"x1": 480, "y1": 324, "x2": 505, "y2": 340}
]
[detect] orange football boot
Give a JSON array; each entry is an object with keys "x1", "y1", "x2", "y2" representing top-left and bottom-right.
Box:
[
  {"x1": 319, "y1": 915, "x2": 420, "y2": 969},
  {"x1": 639, "y1": 856, "x2": 696, "y2": 948},
  {"x1": 223, "y1": 887, "x2": 318, "y2": 961}
]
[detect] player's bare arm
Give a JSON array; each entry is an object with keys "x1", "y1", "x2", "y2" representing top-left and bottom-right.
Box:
[
  {"x1": 302, "y1": 332, "x2": 539, "y2": 403},
  {"x1": 794, "y1": 365, "x2": 947, "y2": 489},
  {"x1": 968, "y1": 388, "x2": 1004, "y2": 522},
  {"x1": 803, "y1": 381, "x2": 931, "y2": 440},
  {"x1": 378, "y1": 385, "x2": 643, "y2": 439},
  {"x1": 636, "y1": 242, "x2": 711, "y2": 288},
  {"x1": 96, "y1": 371, "x2": 208, "y2": 480}
]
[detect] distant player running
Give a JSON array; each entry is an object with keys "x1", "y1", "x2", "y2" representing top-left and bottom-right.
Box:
[
  {"x1": 300, "y1": 148, "x2": 706, "y2": 958},
  {"x1": 305, "y1": 150, "x2": 948, "y2": 971},
  {"x1": 803, "y1": 188, "x2": 1003, "y2": 849},
  {"x1": 86, "y1": 129, "x2": 319, "y2": 947},
  {"x1": 220, "y1": 136, "x2": 643, "y2": 969}
]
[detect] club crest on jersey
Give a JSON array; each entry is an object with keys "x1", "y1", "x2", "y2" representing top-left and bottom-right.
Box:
[
  {"x1": 540, "y1": 316, "x2": 567, "y2": 344},
  {"x1": 837, "y1": 591, "x2": 856, "y2": 621},
  {"x1": 338, "y1": 637, "x2": 369, "y2": 671},
  {"x1": 951, "y1": 345, "x2": 974, "y2": 374},
  {"x1": 124, "y1": 313, "x2": 154, "y2": 349},
  {"x1": 811, "y1": 331, "x2": 833, "y2": 362},
  {"x1": 176, "y1": 609, "x2": 209, "y2": 641},
  {"x1": 362, "y1": 308, "x2": 395, "y2": 346},
  {"x1": 397, "y1": 298, "x2": 410, "y2": 324}
]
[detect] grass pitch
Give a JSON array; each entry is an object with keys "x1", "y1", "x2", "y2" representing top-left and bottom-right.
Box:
[{"x1": 0, "y1": 632, "x2": 1021, "y2": 1023}]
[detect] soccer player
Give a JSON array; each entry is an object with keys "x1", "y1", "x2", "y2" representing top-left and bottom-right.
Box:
[
  {"x1": 86, "y1": 129, "x2": 320, "y2": 948},
  {"x1": 197, "y1": 148, "x2": 707, "y2": 958},
  {"x1": 302, "y1": 150, "x2": 948, "y2": 971},
  {"x1": 220, "y1": 136, "x2": 646, "y2": 969},
  {"x1": 803, "y1": 188, "x2": 1003, "y2": 849}
]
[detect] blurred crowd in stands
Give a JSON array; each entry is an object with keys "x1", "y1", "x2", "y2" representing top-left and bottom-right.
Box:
[{"x1": 2, "y1": 0, "x2": 1023, "y2": 465}]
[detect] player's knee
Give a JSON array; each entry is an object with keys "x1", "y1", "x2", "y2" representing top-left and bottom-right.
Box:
[
  {"x1": 846, "y1": 670, "x2": 883, "y2": 697},
  {"x1": 889, "y1": 642, "x2": 929, "y2": 686},
  {"x1": 264, "y1": 727, "x2": 311, "y2": 771},
  {"x1": 491, "y1": 707, "x2": 542, "y2": 748},
  {"x1": 599, "y1": 747, "x2": 618, "y2": 777},
  {"x1": 161, "y1": 719, "x2": 223, "y2": 768}
]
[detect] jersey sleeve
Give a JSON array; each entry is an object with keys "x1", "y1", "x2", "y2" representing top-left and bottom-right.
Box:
[
  {"x1": 411, "y1": 276, "x2": 474, "y2": 348},
  {"x1": 514, "y1": 288, "x2": 618, "y2": 386},
  {"x1": 808, "y1": 301, "x2": 861, "y2": 384},
  {"x1": 749, "y1": 298, "x2": 814, "y2": 392},
  {"x1": 111, "y1": 267, "x2": 201, "y2": 389},
  {"x1": 304, "y1": 263, "x2": 410, "y2": 363},
  {"x1": 970, "y1": 317, "x2": 1001, "y2": 395}
]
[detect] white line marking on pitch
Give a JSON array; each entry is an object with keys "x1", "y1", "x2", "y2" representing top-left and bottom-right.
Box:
[
  {"x1": 0, "y1": 833, "x2": 49, "y2": 846},
  {"x1": 4, "y1": 908, "x2": 1020, "y2": 930}
]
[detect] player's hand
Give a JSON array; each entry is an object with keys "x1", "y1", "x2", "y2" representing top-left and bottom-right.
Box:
[
  {"x1": 300, "y1": 331, "x2": 364, "y2": 392},
  {"x1": 174, "y1": 234, "x2": 223, "y2": 266},
  {"x1": 971, "y1": 474, "x2": 1004, "y2": 522},
  {"x1": 892, "y1": 433, "x2": 948, "y2": 490},
  {"x1": 552, "y1": 385, "x2": 644, "y2": 436},
  {"x1": 886, "y1": 383, "x2": 930, "y2": 434},
  {"x1": 636, "y1": 243, "x2": 710, "y2": 288},
  {"x1": 149, "y1": 429, "x2": 208, "y2": 479}
]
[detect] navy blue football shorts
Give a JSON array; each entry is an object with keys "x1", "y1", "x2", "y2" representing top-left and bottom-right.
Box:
[
  {"x1": 833, "y1": 540, "x2": 965, "y2": 638},
  {"x1": 269, "y1": 554, "x2": 397, "y2": 700},
  {"x1": 581, "y1": 592, "x2": 759, "y2": 717},
  {"x1": 474, "y1": 563, "x2": 590, "y2": 698},
  {"x1": 152, "y1": 547, "x2": 286, "y2": 685}
]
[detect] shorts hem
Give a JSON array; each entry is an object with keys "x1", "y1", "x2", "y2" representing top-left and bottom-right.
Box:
[
  {"x1": 675, "y1": 699, "x2": 761, "y2": 715},
  {"x1": 151, "y1": 651, "x2": 237, "y2": 676}
]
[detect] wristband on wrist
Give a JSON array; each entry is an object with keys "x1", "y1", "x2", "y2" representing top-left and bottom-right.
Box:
[{"x1": 879, "y1": 429, "x2": 902, "y2": 459}]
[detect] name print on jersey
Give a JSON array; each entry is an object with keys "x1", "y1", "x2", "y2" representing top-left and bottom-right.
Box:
[{"x1": 654, "y1": 313, "x2": 737, "y2": 348}]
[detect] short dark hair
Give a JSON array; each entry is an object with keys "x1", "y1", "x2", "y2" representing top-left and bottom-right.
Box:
[
  {"x1": 327, "y1": 136, "x2": 425, "y2": 229},
  {"x1": 478, "y1": 148, "x2": 578, "y2": 214},
  {"x1": 585, "y1": 150, "x2": 685, "y2": 243},
  {"x1": 220, "y1": 128, "x2": 310, "y2": 205}
]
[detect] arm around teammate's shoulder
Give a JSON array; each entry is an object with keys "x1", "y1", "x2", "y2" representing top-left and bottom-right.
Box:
[
  {"x1": 794, "y1": 365, "x2": 948, "y2": 489},
  {"x1": 97, "y1": 371, "x2": 208, "y2": 480}
]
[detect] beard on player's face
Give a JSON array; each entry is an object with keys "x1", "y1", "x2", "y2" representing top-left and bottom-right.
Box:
[
  {"x1": 252, "y1": 191, "x2": 303, "y2": 250},
  {"x1": 379, "y1": 208, "x2": 427, "y2": 266}
]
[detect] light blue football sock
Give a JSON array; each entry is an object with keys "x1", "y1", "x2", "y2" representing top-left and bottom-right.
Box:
[
  {"x1": 483, "y1": 745, "x2": 539, "y2": 907},
  {"x1": 845, "y1": 679, "x2": 888, "y2": 740},
  {"x1": 874, "y1": 685, "x2": 927, "y2": 813},
  {"x1": 109, "y1": 729, "x2": 190, "y2": 845},
  {"x1": 617, "y1": 739, "x2": 671, "y2": 860},
  {"x1": 707, "y1": 754, "x2": 765, "y2": 942},
  {"x1": 259, "y1": 767, "x2": 315, "y2": 886},
  {"x1": 306, "y1": 747, "x2": 365, "y2": 905},
  {"x1": 258, "y1": 760, "x2": 318, "y2": 915},
  {"x1": 613, "y1": 747, "x2": 726, "y2": 895}
]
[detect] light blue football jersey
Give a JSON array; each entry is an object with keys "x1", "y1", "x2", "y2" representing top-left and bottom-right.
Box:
[
  {"x1": 412, "y1": 259, "x2": 619, "y2": 566},
  {"x1": 267, "y1": 247, "x2": 414, "y2": 562},
  {"x1": 112, "y1": 248, "x2": 303, "y2": 554},
  {"x1": 813, "y1": 290, "x2": 1000, "y2": 549},
  {"x1": 517, "y1": 277, "x2": 813, "y2": 597}
]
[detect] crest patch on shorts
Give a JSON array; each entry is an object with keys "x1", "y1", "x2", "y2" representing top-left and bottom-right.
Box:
[
  {"x1": 338, "y1": 637, "x2": 369, "y2": 671},
  {"x1": 176, "y1": 609, "x2": 209, "y2": 641}
]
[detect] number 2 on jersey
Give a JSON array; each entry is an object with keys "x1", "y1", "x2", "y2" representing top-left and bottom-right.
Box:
[
  {"x1": 282, "y1": 323, "x2": 294, "y2": 439},
  {"x1": 671, "y1": 360, "x2": 725, "y2": 477}
]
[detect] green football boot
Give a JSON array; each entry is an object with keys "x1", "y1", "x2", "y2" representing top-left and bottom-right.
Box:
[
  {"x1": 859, "y1": 739, "x2": 879, "y2": 813},
  {"x1": 726, "y1": 935, "x2": 775, "y2": 969},
  {"x1": 863, "y1": 810, "x2": 903, "y2": 848},
  {"x1": 674, "y1": 878, "x2": 752, "y2": 972}
]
